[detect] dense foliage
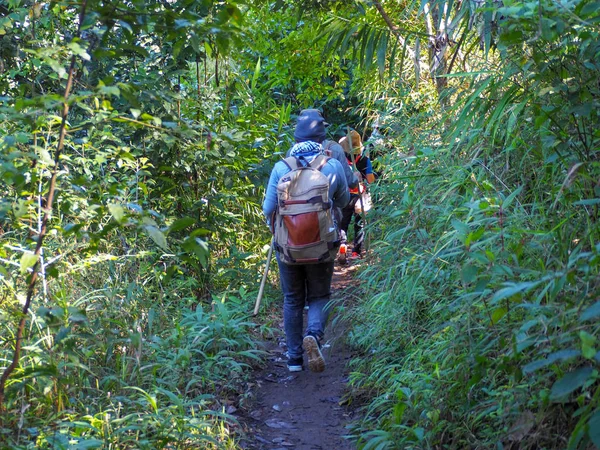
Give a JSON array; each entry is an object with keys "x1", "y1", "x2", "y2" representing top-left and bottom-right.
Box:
[
  {"x1": 1, "y1": 0, "x2": 598, "y2": 448},
  {"x1": 0, "y1": 0, "x2": 278, "y2": 447},
  {"x1": 343, "y1": 0, "x2": 600, "y2": 448}
]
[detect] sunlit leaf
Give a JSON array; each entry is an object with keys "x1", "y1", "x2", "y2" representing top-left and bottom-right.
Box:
[
  {"x1": 251, "y1": 57, "x2": 261, "y2": 91},
  {"x1": 144, "y1": 225, "x2": 168, "y2": 250},
  {"x1": 491, "y1": 307, "x2": 507, "y2": 324},
  {"x1": 20, "y1": 253, "x2": 38, "y2": 275},
  {"x1": 580, "y1": 331, "x2": 597, "y2": 360},
  {"x1": 108, "y1": 204, "x2": 125, "y2": 223}
]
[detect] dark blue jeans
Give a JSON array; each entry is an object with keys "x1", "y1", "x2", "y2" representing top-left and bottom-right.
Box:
[
  {"x1": 276, "y1": 253, "x2": 334, "y2": 360},
  {"x1": 340, "y1": 195, "x2": 364, "y2": 254}
]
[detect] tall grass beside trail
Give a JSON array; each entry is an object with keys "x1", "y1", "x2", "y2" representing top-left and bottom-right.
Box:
[
  {"x1": 344, "y1": 1, "x2": 600, "y2": 447},
  {"x1": 0, "y1": 252, "x2": 268, "y2": 449}
]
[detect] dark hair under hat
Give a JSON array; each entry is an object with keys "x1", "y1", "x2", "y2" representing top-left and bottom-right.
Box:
[{"x1": 294, "y1": 109, "x2": 327, "y2": 143}]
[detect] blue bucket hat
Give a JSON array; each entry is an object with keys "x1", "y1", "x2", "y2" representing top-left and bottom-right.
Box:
[{"x1": 294, "y1": 109, "x2": 328, "y2": 143}]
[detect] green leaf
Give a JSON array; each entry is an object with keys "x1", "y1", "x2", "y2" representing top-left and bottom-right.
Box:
[
  {"x1": 376, "y1": 31, "x2": 388, "y2": 77},
  {"x1": 580, "y1": 1, "x2": 600, "y2": 17},
  {"x1": 168, "y1": 217, "x2": 196, "y2": 233},
  {"x1": 47, "y1": 58, "x2": 67, "y2": 78},
  {"x1": 72, "y1": 438, "x2": 104, "y2": 449},
  {"x1": 108, "y1": 203, "x2": 125, "y2": 223},
  {"x1": 451, "y1": 218, "x2": 469, "y2": 236},
  {"x1": 126, "y1": 386, "x2": 158, "y2": 413},
  {"x1": 68, "y1": 307, "x2": 88, "y2": 324},
  {"x1": 144, "y1": 226, "x2": 168, "y2": 250},
  {"x1": 461, "y1": 264, "x2": 478, "y2": 284},
  {"x1": 573, "y1": 199, "x2": 600, "y2": 206},
  {"x1": 98, "y1": 85, "x2": 120, "y2": 97},
  {"x1": 12, "y1": 199, "x2": 28, "y2": 219},
  {"x1": 580, "y1": 331, "x2": 597, "y2": 359},
  {"x1": 182, "y1": 237, "x2": 209, "y2": 268},
  {"x1": 589, "y1": 410, "x2": 600, "y2": 447},
  {"x1": 465, "y1": 227, "x2": 485, "y2": 247},
  {"x1": 251, "y1": 57, "x2": 261, "y2": 91},
  {"x1": 55, "y1": 326, "x2": 71, "y2": 344},
  {"x1": 67, "y1": 41, "x2": 91, "y2": 61},
  {"x1": 491, "y1": 280, "x2": 544, "y2": 303},
  {"x1": 580, "y1": 301, "x2": 600, "y2": 322},
  {"x1": 483, "y1": 0, "x2": 493, "y2": 56},
  {"x1": 204, "y1": 41, "x2": 213, "y2": 58},
  {"x1": 15, "y1": 132, "x2": 30, "y2": 143},
  {"x1": 523, "y1": 349, "x2": 581, "y2": 374},
  {"x1": 413, "y1": 427, "x2": 425, "y2": 441},
  {"x1": 549, "y1": 367, "x2": 593, "y2": 400},
  {"x1": 491, "y1": 307, "x2": 507, "y2": 324},
  {"x1": 502, "y1": 185, "x2": 523, "y2": 209},
  {"x1": 20, "y1": 253, "x2": 38, "y2": 275},
  {"x1": 364, "y1": 29, "x2": 379, "y2": 71}
]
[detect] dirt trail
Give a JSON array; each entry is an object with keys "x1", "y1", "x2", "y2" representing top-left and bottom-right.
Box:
[{"x1": 240, "y1": 263, "x2": 359, "y2": 450}]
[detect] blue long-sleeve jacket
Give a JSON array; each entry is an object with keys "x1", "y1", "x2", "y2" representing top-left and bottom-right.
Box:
[{"x1": 263, "y1": 156, "x2": 350, "y2": 220}]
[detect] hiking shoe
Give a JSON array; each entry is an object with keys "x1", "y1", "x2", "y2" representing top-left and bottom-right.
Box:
[
  {"x1": 350, "y1": 251, "x2": 360, "y2": 259},
  {"x1": 303, "y1": 334, "x2": 325, "y2": 373},
  {"x1": 287, "y1": 357, "x2": 303, "y2": 372}
]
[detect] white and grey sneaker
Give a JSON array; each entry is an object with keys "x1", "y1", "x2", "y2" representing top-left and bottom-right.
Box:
[{"x1": 303, "y1": 334, "x2": 325, "y2": 373}]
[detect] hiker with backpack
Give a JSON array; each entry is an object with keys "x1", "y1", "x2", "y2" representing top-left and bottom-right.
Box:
[
  {"x1": 287, "y1": 111, "x2": 359, "y2": 188},
  {"x1": 285, "y1": 110, "x2": 358, "y2": 236},
  {"x1": 287, "y1": 110, "x2": 359, "y2": 189},
  {"x1": 338, "y1": 130, "x2": 376, "y2": 259},
  {"x1": 263, "y1": 110, "x2": 350, "y2": 373}
]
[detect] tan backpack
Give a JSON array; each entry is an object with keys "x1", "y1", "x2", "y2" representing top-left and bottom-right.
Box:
[{"x1": 273, "y1": 155, "x2": 339, "y2": 264}]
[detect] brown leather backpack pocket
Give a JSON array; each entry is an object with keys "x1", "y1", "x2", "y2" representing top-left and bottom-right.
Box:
[{"x1": 283, "y1": 213, "x2": 320, "y2": 245}]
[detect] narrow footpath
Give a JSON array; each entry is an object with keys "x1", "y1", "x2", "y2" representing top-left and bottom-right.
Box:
[{"x1": 240, "y1": 263, "x2": 359, "y2": 450}]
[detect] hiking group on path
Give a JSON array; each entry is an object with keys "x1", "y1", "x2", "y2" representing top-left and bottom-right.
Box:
[{"x1": 262, "y1": 109, "x2": 377, "y2": 374}]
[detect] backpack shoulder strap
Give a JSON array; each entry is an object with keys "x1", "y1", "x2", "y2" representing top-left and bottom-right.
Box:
[
  {"x1": 309, "y1": 154, "x2": 330, "y2": 172},
  {"x1": 283, "y1": 156, "x2": 301, "y2": 170}
]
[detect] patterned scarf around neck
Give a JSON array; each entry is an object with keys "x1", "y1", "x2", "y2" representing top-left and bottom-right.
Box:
[{"x1": 289, "y1": 141, "x2": 322, "y2": 163}]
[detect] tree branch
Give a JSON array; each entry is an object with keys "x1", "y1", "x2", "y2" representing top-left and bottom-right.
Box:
[
  {"x1": 0, "y1": 0, "x2": 89, "y2": 411},
  {"x1": 371, "y1": 0, "x2": 429, "y2": 73}
]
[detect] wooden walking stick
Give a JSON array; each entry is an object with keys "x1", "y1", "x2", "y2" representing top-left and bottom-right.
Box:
[{"x1": 253, "y1": 237, "x2": 274, "y2": 316}]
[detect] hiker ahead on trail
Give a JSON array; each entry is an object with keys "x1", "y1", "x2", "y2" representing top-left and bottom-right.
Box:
[
  {"x1": 286, "y1": 110, "x2": 358, "y2": 191},
  {"x1": 338, "y1": 130, "x2": 375, "y2": 260},
  {"x1": 263, "y1": 109, "x2": 349, "y2": 373}
]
